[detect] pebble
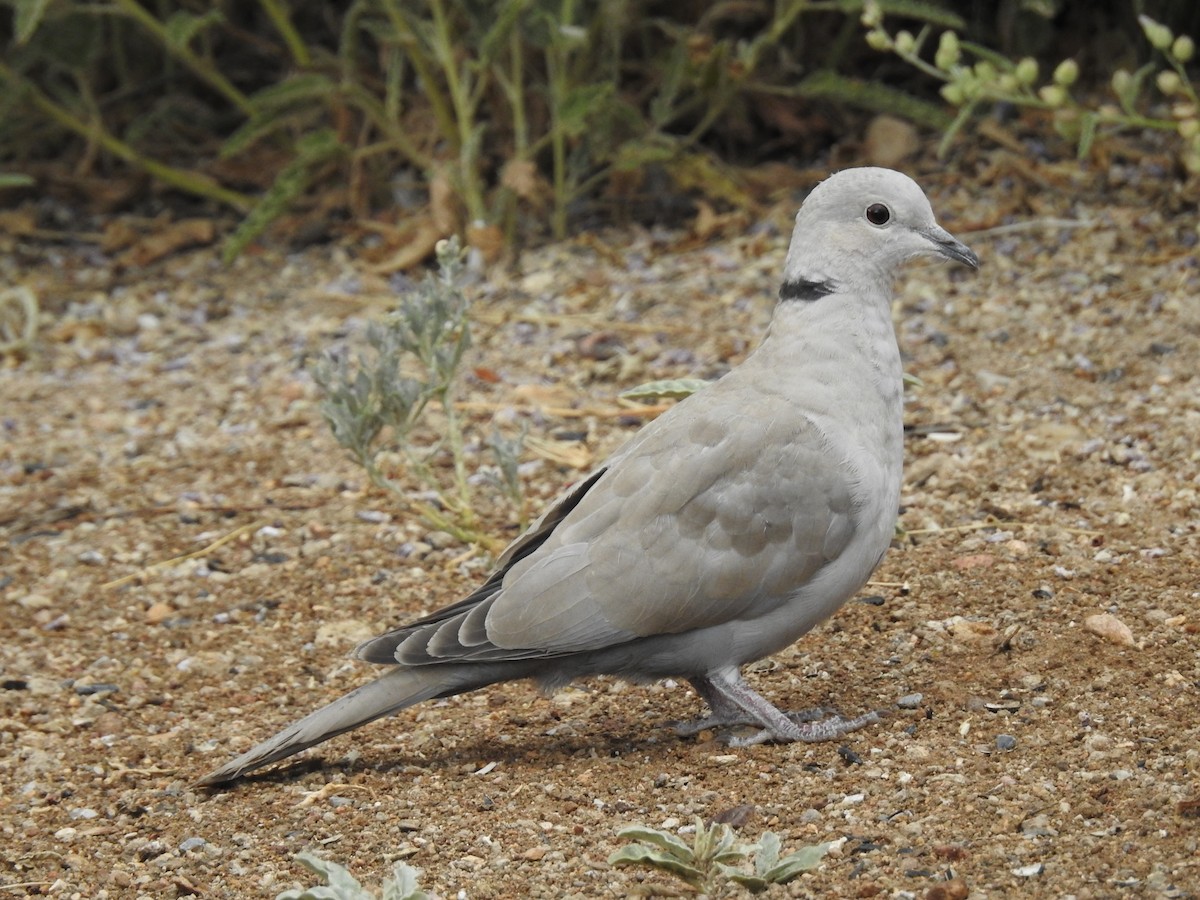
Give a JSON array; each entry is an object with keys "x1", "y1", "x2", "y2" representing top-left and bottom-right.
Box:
[
  {"x1": 179, "y1": 837, "x2": 207, "y2": 852},
  {"x1": 145, "y1": 601, "x2": 173, "y2": 624},
  {"x1": 897, "y1": 692, "x2": 923, "y2": 709},
  {"x1": 1013, "y1": 862, "x2": 1044, "y2": 877},
  {"x1": 1083, "y1": 613, "x2": 1137, "y2": 648},
  {"x1": 74, "y1": 683, "x2": 119, "y2": 696},
  {"x1": 69, "y1": 808, "x2": 99, "y2": 820},
  {"x1": 996, "y1": 734, "x2": 1017, "y2": 751}
]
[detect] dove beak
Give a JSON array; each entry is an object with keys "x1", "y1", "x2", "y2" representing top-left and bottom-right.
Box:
[{"x1": 925, "y1": 225, "x2": 979, "y2": 269}]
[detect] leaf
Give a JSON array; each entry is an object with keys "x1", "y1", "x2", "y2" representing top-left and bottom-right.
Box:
[
  {"x1": 249, "y1": 73, "x2": 338, "y2": 113},
  {"x1": 1076, "y1": 111, "x2": 1101, "y2": 159},
  {"x1": 558, "y1": 83, "x2": 615, "y2": 137},
  {"x1": 723, "y1": 867, "x2": 770, "y2": 893},
  {"x1": 611, "y1": 136, "x2": 680, "y2": 171},
  {"x1": 164, "y1": 9, "x2": 224, "y2": 51},
  {"x1": 382, "y1": 860, "x2": 430, "y2": 900},
  {"x1": 755, "y1": 832, "x2": 781, "y2": 875},
  {"x1": 664, "y1": 151, "x2": 752, "y2": 209},
  {"x1": 0, "y1": 172, "x2": 35, "y2": 188},
  {"x1": 613, "y1": 826, "x2": 695, "y2": 861},
  {"x1": 274, "y1": 851, "x2": 374, "y2": 899},
  {"x1": 14, "y1": 0, "x2": 53, "y2": 44},
  {"x1": 620, "y1": 378, "x2": 710, "y2": 402},
  {"x1": 608, "y1": 844, "x2": 706, "y2": 888},
  {"x1": 222, "y1": 128, "x2": 344, "y2": 262},
  {"x1": 793, "y1": 70, "x2": 952, "y2": 130},
  {"x1": 760, "y1": 841, "x2": 831, "y2": 884},
  {"x1": 875, "y1": 0, "x2": 966, "y2": 30}
]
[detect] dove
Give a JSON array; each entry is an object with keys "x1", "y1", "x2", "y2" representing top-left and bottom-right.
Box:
[{"x1": 199, "y1": 167, "x2": 978, "y2": 786}]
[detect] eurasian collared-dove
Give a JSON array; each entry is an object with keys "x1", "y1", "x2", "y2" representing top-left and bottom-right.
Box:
[{"x1": 199, "y1": 167, "x2": 978, "y2": 786}]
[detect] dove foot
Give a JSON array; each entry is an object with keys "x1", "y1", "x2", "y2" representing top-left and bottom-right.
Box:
[{"x1": 679, "y1": 668, "x2": 883, "y2": 746}]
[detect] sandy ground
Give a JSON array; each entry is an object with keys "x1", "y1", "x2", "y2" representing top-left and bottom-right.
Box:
[{"x1": 2, "y1": 156, "x2": 1198, "y2": 898}]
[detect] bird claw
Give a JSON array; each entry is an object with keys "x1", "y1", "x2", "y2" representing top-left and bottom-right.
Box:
[
  {"x1": 717, "y1": 708, "x2": 885, "y2": 747},
  {"x1": 671, "y1": 714, "x2": 756, "y2": 737}
]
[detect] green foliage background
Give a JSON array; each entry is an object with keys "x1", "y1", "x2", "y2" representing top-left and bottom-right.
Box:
[{"x1": 1, "y1": 1, "x2": 1196, "y2": 251}]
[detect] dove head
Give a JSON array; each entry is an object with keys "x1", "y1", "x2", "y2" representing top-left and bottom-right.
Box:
[{"x1": 782, "y1": 167, "x2": 978, "y2": 295}]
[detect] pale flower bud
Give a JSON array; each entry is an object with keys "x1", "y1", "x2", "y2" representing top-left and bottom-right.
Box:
[
  {"x1": 1015, "y1": 58, "x2": 1039, "y2": 86},
  {"x1": 935, "y1": 31, "x2": 960, "y2": 70},
  {"x1": 941, "y1": 82, "x2": 966, "y2": 105},
  {"x1": 1053, "y1": 59, "x2": 1079, "y2": 87},
  {"x1": 1111, "y1": 69, "x2": 1132, "y2": 97},
  {"x1": 1157, "y1": 70, "x2": 1182, "y2": 95},
  {"x1": 865, "y1": 29, "x2": 893, "y2": 52},
  {"x1": 1139, "y1": 15, "x2": 1173, "y2": 51},
  {"x1": 1039, "y1": 84, "x2": 1068, "y2": 107}
]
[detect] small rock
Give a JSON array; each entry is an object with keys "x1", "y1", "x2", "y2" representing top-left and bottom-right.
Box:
[
  {"x1": 952, "y1": 553, "x2": 997, "y2": 570},
  {"x1": 1083, "y1": 613, "x2": 1136, "y2": 648},
  {"x1": 179, "y1": 837, "x2": 206, "y2": 853},
  {"x1": 996, "y1": 734, "x2": 1017, "y2": 751},
  {"x1": 897, "y1": 692, "x2": 924, "y2": 709},
  {"x1": 521, "y1": 846, "x2": 548, "y2": 861},
  {"x1": 75, "y1": 682, "x2": 118, "y2": 696},
  {"x1": 146, "y1": 602, "x2": 173, "y2": 625},
  {"x1": 863, "y1": 115, "x2": 920, "y2": 167},
  {"x1": 69, "y1": 808, "x2": 99, "y2": 820},
  {"x1": 1012, "y1": 862, "x2": 1044, "y2": 877},
  {"x1": 426, "y1": 530, "x2": 457, "y2": 550}
]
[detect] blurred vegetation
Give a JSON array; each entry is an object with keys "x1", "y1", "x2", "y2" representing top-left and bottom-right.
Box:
[{"x1": 1, "y1": 1, "x2": 1197, "y2": 258}]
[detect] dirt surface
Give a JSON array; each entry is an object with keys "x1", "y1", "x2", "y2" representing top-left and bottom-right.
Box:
[{"x1": 2, "y1": 157, "x2": 1199, "y2": 899}]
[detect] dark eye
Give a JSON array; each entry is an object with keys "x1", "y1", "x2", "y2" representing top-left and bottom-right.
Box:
[{"x1": 865, "y1": 203, "x2": 891, "y2": 226}]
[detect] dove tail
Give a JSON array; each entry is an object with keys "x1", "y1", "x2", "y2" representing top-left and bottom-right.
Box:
[{"x1": 196, "y1": 665, "x2": 479, "y2": 786}]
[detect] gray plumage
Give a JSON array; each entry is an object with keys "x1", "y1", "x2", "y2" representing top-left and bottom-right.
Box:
[{"x1": 199, "y1": 167, "x2": 978, "y2": 786}]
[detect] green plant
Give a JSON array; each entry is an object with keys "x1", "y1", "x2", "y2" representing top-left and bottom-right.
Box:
[
  {"x1": 275, "y1": 851, "x2": 429, "y2": 900},
  {"x1": 609, "y1": 815, "x2": 830, "y2": 894},
  {"x1": 2, "y1": 0, "x2": 963, "y2": 260},
  {"x1": 312, "y1": 236, "x2": 523, "y2": 551},
  {"x1": 863, "y1": 1, "x2": 1200, "y2": 171}
]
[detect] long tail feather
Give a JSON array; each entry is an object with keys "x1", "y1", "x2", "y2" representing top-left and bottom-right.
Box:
[{"x1": 197, "y1": 666, "x2": 462, "y2": 786}]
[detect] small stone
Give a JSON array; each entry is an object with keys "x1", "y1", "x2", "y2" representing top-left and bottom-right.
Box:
[
  {"x1": 179, "y1": 837, "x2": 207, "y2": 853},
  {"x1": 952, "y1": 553, "x2": 997, "y2": 570},
  {"x1": 897, "y1": 692, "x2": 924, "y2": 709},
  {"x1": 863, "y1": 115, "x2": 920, "y2": 167},
  {"x1": 522, "y1": 846, "x2": 548, "y2": 861},
  {"x1": 1012, "y1": 862, "x2": 1044, "y2": 877},
  {"x1": 1083, "y1": 613, "x2": 1136, "y2": 648},
  {"x1": 146, "y1": 602, "x2": 173, "y2": 625},
  {"x1": 69, "y1": 808, "x2": 99, "y2": 820},
  {"x1": 996, "y1": 734, "x2": 1017, "y2": 751},
  {"x1": 74, "y1": 683, "x2": 119, "y2": 696},
  {"x1": 426, "y1": 530, "x2": 457, "y2": 549}
]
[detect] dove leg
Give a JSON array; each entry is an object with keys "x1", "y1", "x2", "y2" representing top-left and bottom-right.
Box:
[
  {"x1": 677, "y1": 667, "x2": 882, "y2": 746},
  {"x1": 673, "y1": 675, "x2": 762, "y2": 735}
]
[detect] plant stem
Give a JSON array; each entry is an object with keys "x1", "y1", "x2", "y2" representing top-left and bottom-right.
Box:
[
  {"x1": 109, "y1": 0, "x2": 255, "y2": 116},
  {"x1": 428, "y1": 0, "x2": 487, "y2": 222},
  {"x1": 379, "y1": 0, "x2": 460, "y2": 146},
  {"x1": 258, "y1": 0, "x2": 311, "y2": 67},
  {"x1": 0, "y1": 60, "x2": 252, "y2": 210}
]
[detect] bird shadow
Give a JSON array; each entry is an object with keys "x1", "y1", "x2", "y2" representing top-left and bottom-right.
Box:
[{"x1": 196, "y1": 714, "x2": 688, "y2": 792}]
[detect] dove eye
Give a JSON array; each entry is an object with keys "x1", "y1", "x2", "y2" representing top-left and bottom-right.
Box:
[{"x1": 865, "y1": 203, "x2": 891, "y2": 226}]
